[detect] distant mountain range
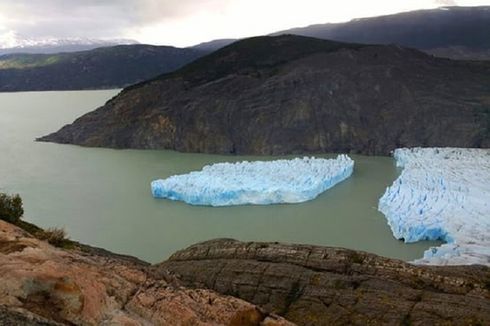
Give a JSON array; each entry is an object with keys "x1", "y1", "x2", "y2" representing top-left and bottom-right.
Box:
[
  {"x1": 190, "y1": 39, "x2": 237, "y2": 52},
  {"x1": 1, "y1": 6, "x2": 490, "y2": 92},
  {"x1": 276, "y1": 6, "x2": 490, "y2": 60},
  {"x1": 39, "y1": 35, "x2": 490, "y2": 155},
  {"x1": 0, "y1": 32, "x2": 138, "y2": 55},
  {"x1": 0, "y1": 45, "x2": 207, "y2": 91},
  {"x1": 195, "y1": 6, "x2": 490, "y2": 60}
]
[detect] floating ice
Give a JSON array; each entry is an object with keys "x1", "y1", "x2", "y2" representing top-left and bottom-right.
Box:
[
  {"x1": 151, "y1": 155, "x2": 354, "y2": 206},
  {"x1": 378, "y1": 148, "x2": 490, "y2": 266}
]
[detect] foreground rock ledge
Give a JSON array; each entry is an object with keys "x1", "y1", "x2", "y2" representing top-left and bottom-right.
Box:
[
  {"x1": 158, "y1": 239, "x2": 490, "y2": 326},
  {"x1": 1, "y1": 220, "x2": 489, "y2": 326},
  {"x1": 0, "y1": 221, "x2": 291, "y2": 326}
]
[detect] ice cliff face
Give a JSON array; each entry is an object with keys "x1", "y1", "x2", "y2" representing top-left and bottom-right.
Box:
[
  {"x1": 379, "y1": 148, "x2": 490, "y2": 266},
  {"x1": 152, "y1": 155, "x2": 354, "y2": 206}
]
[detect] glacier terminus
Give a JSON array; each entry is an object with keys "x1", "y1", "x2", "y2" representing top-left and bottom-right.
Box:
[{"x1": 379, "y1": 147, "x2": 490, "y2": 266}]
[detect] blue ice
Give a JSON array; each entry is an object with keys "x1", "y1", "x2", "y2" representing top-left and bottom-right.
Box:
[
  {"x1": 379, "y1": 147, "x2": 490, "y2": 266},
  {"x1": 152, "y1": 155, "x2": 354, "y2": 206}
]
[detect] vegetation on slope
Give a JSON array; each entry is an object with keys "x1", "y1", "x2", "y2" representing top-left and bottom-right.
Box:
[
  {"x1": 0, "y1": 54, "x2": 62, "y2": 69},
  {"x1": 0, "y1": 44, "x2": 207, "y2": 91},
  {"x1": 0, "y1": 192, "x2": 70, "y2": 247}
]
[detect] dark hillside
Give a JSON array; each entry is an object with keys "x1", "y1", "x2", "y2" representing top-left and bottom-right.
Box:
[
  {"x1": 39, "y1": 35, "x2": 490, "y2": 155},
  {"x1": 0, "y1": 44, "x2": 207, "y2": 91}
]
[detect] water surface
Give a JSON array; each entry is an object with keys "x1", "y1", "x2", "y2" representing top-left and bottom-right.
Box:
[{"x1": 0, "y1": 90, "x2": 439, "y2": 263}]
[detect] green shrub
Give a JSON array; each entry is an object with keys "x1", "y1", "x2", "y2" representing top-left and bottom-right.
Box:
[
  {"x1": 37, "y1": 227, "x2": 68, "y2": 247},
  {"x1": 0, "y1": 193, "x2": 24, "y2": 223},
  {"x1": 0, "y1": 193, "x2": 72, "y2": 248}
]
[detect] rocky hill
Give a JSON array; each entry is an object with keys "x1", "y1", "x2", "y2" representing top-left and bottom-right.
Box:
[
  {"x1": 0, "y1": 44, "x2": 206, "y2": 91},
  {"x1": 39, "y1": 35, "x2": 490, "y2": 155}
]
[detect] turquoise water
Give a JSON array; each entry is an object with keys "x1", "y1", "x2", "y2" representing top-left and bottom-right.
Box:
[{"x1": 0, "y1": 89, "x2": 439, "y2": 263}]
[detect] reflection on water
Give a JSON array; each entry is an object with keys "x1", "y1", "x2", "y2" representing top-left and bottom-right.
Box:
[{"x1": 0, "y1": 90, "x2": 440, "y2": 263}]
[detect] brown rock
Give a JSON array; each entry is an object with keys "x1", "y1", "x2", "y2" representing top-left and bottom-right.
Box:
[
  {"x1": 0, "y1": 305, "x2": 63, "y2": 326},
  {"x1": 158, "y1": 239, "x2": 490, "y2": 326},
  {"x1": 4, "y1": 218, "x2": 488, "y2": 325},
  {"x1": 0, "y1": 221, "x2": 294, "y2": 325}
]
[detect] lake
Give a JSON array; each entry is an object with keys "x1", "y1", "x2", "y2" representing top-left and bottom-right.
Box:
[{"x1": 0, "y1": 89, "x2": 439, "y2": 263}]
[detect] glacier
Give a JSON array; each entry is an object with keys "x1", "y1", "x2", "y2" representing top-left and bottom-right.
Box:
[
  {"x1": 378, "y1": 148, "x2": 490, "y2": 266},
  {"x1": 151, "y1": 155, "x2": 354, "y2": 206}
]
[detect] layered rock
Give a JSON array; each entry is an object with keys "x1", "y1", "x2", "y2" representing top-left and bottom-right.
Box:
[
  {"x1": 39, "y1": 35, "x2": 490, "y2": 155},
  {"x1": 0, "y1": 221, "x2": 291, "y2": 326},
  {"x1": 159, "y1": 239, "x2": 490, "y2": 326},
  {"x1": 2, "y1": 218, "x2": 489, "y2": 325}
]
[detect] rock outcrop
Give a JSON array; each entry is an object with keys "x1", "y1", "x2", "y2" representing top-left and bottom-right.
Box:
[
  {"x1": 0, "y1": 220, "x2": 291, "y2": 325},
  {"x1": 159, "y1": 239, "x2": 490, "y2": 326},
  {"x1": 39, "y1": 35, "x2": 490, "y2": 155},
  {"x1": 2, "y1": 219, "x2": 489, "y2": 325}
]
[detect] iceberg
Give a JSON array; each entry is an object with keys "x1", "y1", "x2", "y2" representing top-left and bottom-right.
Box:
[
  {"x1": 379, "y1": 148, "x2": 490, "y2": 266},
  {"x1": 152, "y1": 155, "x2": 354, "y2": 206}
]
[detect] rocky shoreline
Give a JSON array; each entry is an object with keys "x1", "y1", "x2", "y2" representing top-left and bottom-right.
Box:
[{"x1": 1, "y1": 220, "x2": 489, "y2": 325}]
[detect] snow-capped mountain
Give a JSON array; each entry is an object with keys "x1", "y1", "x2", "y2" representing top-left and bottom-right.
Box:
[{"x1": 0, "y1": 31, "x2": 138, "y2": 54}]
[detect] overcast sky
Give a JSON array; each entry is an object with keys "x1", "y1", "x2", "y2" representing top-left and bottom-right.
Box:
[{"x1": 0, "y1": 0, "x2": 488, "y2": 47}]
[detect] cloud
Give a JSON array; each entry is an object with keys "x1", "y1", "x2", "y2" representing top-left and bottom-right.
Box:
[
  {"x1": 435, "y1": 0, "x2": 458, "y2": 5},
  {"x1": 0, "y1": 0, "x2": 486, "y2": 47},
  {"x1": 0, "y1": 0, "x2": 227, "y2": 39}
]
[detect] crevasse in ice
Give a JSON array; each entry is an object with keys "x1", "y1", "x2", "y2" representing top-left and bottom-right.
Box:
[
  {"x1": 152, "y1": 155, "x2": 354, "y2": 206},
  {"x1": 378, "y1": 147, "x2": 490, "y2": 266}
]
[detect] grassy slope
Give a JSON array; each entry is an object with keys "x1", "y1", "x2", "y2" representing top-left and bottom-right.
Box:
[
  {"x1": 0, "y1": 54, "x2": 62, "y2": 69},
  {"x1": 0, "y1": 44, "x2": 207, "y2": 91}
]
